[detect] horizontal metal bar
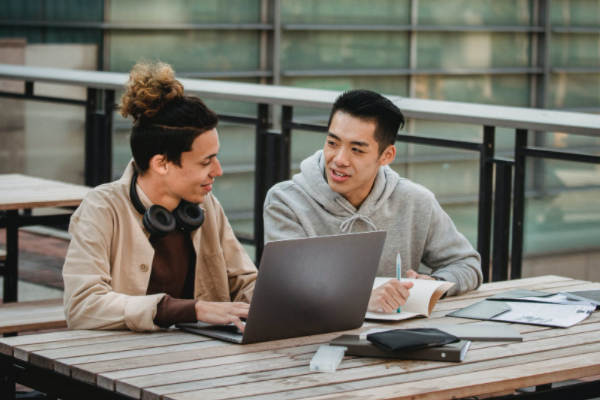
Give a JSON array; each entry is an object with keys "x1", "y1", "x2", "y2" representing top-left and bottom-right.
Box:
[
  {"x1": 551, "y1": 67, "x2": 600, "y2": 74},
  {"x1": 553, "y1": 27, "x2": 600, "y2": 34},
  {"x1": 524, "y1": 147, "x2": 600, "y2": 164},
  {"x1": 395, "y1": 134, "x2": 483, "y2": 151},
  {"x1": 178, "y1": 71, "x2": 273, "y2": 79},
  {"x1": 218, "y1": 114, "x2": 258, "y2": 125},
  {"x1": 493, "y1": 157, "x2": 515, "y2": 165},
  {"x1": 283, "y1": 121, "x2": 328, "y2": 133},
  {"x1": 1, "y1": 64, "x2": 599, "y2": 137},
  {"x1": 0, "y1": 20, "x2": 273, "y2": 31},
  {"x1": 282, "y1": 67, "x2": 544, "y2": 77},
  {"x1": 283, "y1": 24, "x2": 544, "y2": 33},
  {"x1": 0, "y1": 91, "x2": 86, "y2": 106}
]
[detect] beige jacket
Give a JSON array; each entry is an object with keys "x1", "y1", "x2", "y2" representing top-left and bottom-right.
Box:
[{"x1": 63, "y1": 161, "x2": 257, "y2": 332}]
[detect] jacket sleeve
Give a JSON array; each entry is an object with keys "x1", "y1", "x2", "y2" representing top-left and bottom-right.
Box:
[
  {"x1": 263, "y1": 189, "x2": 308, "y2": 243},
  {"x1": 211, "y1": 197, "x2": 258, "y2": 303},
  {"x1": 63, "y1": 215, "x2": 164, "y2": 332},
  {"x1": 422, "y1": 195, "x2": 483, "y2": 297}
]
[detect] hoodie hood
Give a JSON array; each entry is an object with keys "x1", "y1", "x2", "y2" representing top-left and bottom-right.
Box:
[{"x1": 292, "y1": 150, "x2": 399, "y2": 232}]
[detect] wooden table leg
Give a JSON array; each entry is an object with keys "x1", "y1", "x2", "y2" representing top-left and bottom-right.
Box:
[
  {"x1": 3, "y1": 210, "x2": 19, "y2": 304},
  {"x1": 0, "y1": 357, "x2": 16, "y2": 400}
]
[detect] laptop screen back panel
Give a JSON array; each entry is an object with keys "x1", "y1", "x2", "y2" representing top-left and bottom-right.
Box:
[{"x1": 241, "y1": 231, "x2": 386, "y2": 344}]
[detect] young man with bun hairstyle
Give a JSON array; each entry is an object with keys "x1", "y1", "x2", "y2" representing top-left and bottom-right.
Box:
[
  {"x1": 264, "y1": 89, "x2": 482, "y2": 312},
  {"x1": 63, "y1": 62, "x2": 256, "y2": 332}
]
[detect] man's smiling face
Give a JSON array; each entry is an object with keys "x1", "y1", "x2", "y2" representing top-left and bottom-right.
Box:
[{"x1": 323, "y1": 111, "x2": 395, "y2": 208}]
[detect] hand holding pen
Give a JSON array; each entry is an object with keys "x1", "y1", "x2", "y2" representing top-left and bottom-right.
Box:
[{"x1": 367, "y1": 251, "x2": 414, "y2": 313}]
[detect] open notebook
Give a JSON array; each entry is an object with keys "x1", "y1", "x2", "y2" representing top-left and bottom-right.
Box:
[{"x1": 365, "y1": 277, "x2": 454, "y2": 321}]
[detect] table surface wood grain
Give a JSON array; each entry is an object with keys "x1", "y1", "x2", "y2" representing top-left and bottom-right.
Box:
[
  {"x1": 2, "y1": 275, "x2": 600, "y2": 400},
  {"x1": 0, "y1": 174, "x2": 91, "y2": 211}
]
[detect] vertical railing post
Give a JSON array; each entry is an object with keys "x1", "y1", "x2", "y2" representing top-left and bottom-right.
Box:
[
  {"x1": 85, "y1": 88, "x2": 114, "y2": 187},
  {"x1": 279, "y1": 106, "x2": 293, "y2": 181},
  {"x1": 477, "y1": 126, "x2": 495, "y2": 283},
  {"x1": 511, "y1": 129, "x2": 529, "y2": 279},
  {"x1": 252, "y1": 104, "x2": 292, "y2": 266},
  {"x1": 254, "y1": 104, "x2": 270, "y2": 266},
  {"x1": 492, "y1": 160, "x2": 513, "y2": 282}
]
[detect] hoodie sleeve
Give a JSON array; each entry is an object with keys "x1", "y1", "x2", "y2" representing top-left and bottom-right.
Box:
[
  {"x1": 421, "y1": 195, "x2": 483, "y2": 296},
  {"x1": 263, "y1": 189, "x2": 308, "y2": 243}
]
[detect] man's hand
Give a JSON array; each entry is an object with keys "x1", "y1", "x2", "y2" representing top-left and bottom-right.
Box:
[
  {"x1": 368, "y1": 279, "x2": 414, "y2": 313},
  {"x1": 406, "y1": 270, "x2": 437, "y2": 280},
  {"x1": 194, "y1": 301, "x2": 250, "y2": 332}
]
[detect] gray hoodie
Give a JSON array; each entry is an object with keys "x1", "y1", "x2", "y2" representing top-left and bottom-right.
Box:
[{"x1": 264, "y1": 150, "x2": 482, "y2": 296}]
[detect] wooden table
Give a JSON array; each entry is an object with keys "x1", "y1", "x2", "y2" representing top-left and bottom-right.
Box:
[
  {"x1": 1, "y1": 275, "x2": 600, "y2": 400},
  {"x1": 0, "y1": 174, "x2": 90, "y2": 303}
]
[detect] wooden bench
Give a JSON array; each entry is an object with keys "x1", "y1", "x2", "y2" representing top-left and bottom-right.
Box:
[{"x1": 0, "y1": 298, "x2": 66, "y2": 335}]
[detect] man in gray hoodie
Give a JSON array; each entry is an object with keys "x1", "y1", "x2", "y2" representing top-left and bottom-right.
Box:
[{"x1": 264, "y1": 89, "x2": 482, "y2": 312}]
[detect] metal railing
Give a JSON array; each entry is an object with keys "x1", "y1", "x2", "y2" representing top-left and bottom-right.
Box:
[{"x1": 1, "y1": 63, "x2": 600, "y2": 282}]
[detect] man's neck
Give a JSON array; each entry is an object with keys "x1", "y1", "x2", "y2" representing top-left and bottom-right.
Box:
[{"x1": 137, "y1": 173, "x2": 179, "y2": 212}]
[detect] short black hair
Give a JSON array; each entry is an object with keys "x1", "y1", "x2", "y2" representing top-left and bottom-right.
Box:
[{"x1": 327, "y1": 89, "x2": 405, "y2": 154}]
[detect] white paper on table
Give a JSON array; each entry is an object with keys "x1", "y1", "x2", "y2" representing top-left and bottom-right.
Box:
[
  {"x1": 364, "y1": 277, "x2": 454, "y2": 321},
  {"x1": 492, "y1": 302, "x2": 595, "y2": 328},
  {"x1": 519, "y1": 293, "x2": 596, "y2": 307}
]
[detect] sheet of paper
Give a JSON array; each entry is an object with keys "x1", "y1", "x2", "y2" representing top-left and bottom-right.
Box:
[
  {"x1": 519, "y1": 293, "x2": 597, "y2": 307},
  {"x1": 492, "y1": 302, "x2": 595, "y2": 328}
]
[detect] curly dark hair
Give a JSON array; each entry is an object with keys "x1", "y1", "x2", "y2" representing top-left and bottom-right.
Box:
[{"x1": 119, "y1": 61, "x2": 219, "y2": 174}]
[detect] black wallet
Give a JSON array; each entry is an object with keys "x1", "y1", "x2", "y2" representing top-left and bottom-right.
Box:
[{"x1": 366, "y1": 328, "x2": 460, "y2": 352}]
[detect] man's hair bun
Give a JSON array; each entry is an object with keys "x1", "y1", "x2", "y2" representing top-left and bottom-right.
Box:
[{"x1": 119, "y1": 61, "x2": 184, "y2": 122}]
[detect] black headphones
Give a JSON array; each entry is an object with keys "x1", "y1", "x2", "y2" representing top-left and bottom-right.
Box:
[{"x1": 129, "y1": 173, "x2": 205, "y2": 237}]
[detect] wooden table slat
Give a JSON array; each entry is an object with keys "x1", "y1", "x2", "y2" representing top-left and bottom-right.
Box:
[
  {"x1": 55, "y1": 340, "x2": 231, "y2": 376},
  {"x1": 157, "y1": 325, "x2": 600, "y2": 400},
  {"x1": 304, "y1": 348, "x2": 600, "y2": 400}
]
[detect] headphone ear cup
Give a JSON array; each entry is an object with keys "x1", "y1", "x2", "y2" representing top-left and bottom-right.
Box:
[
  {"x1": 144, "y1": 205, "x2": 176, "y2": 237},
  {"x1": 173, "y1": 201, "x2": 205, "y2": 232}
]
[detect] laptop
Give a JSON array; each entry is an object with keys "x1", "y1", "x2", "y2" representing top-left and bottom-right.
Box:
[{"x1": 177, "y1": 231, "x2": 386, "y2": 344}]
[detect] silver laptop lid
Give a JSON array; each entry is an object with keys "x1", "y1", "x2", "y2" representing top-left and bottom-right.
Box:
[{"x1": 241, "y1": 231, "x2": 386, "y2": 344}]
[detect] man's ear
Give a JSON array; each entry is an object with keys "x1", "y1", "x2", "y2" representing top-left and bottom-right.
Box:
[
  {"x1": 379, "y1": 144, "x2": 396, "y2": 166},
  {"x1": 148, "y1": 154, "x2": 169, "y2": 176}
]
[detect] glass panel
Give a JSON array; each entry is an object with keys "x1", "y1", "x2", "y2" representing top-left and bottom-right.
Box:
[
  {"x1": 414, "y1": 74, "x2": 531, "y2": 106},
  {"x1": 44, "y1": 28, "x2": 102, "y2": 44},
  {"x1": 281, "y1": 0, "x2": 410, "y2": 25},
  {"x1": 44, "y1": 0, "x2": 103, "y2": 22},
  {"x1": 522, "y1": 160, "x2": 600, "y2": 280},
  {"x1": 108, "y1": 0, "x2": 261, "y2": 24},
  {"x1": 0, "y1": 27, "x2": 43, "y2": 43},
  {"x1": 0, "y1": 0, "x2": 42, "y2": 20},
  {"x1": 417, "y1": 33, "x2": 531, "y2": 69},
  {"x1": 543, "y1": 127, "x2": 600, "y2": 151},
  {"x1": 418, "y1": 0, "x2": 533, "y2": 26},
  {"x1": 551, "y1": 0, "x2": 600, "y2": 26},
  {"x1": 108, "y1": 31, "x2": 260, "y2": 73},
  {"x1": 291, "y1": 129, "x2": 327, "y2": 166},
  {"x1": 202, "y1": 78, "x2": 260, "y2": 117},
  {"x1": 549, "y1": 73, "x2": 600, "y2": 109},
  {"x1": 281, "y1": 32, "x2": 409, "y2": 71},
  {"x1": 551, "y1": 33, "x2": 600, "y2": 68},
  {"x1": 0, "y1": 1, "x2": 103, "y2": 24},
  {"x1": 0, "y1": 99, "x2": 85, "y2": 184}
]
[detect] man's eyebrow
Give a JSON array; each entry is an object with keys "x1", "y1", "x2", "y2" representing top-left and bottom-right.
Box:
[
  {"x1": 204, "y1": 153, "x2": 218, "y2": 160},
  {"x1": 327, "y1": 132, "x2": 369, "y2": 147}
]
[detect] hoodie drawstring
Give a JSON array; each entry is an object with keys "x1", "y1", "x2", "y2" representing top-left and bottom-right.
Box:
[{"x1": 336, "y1": 199, "x2": 378, "y2": 233}]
